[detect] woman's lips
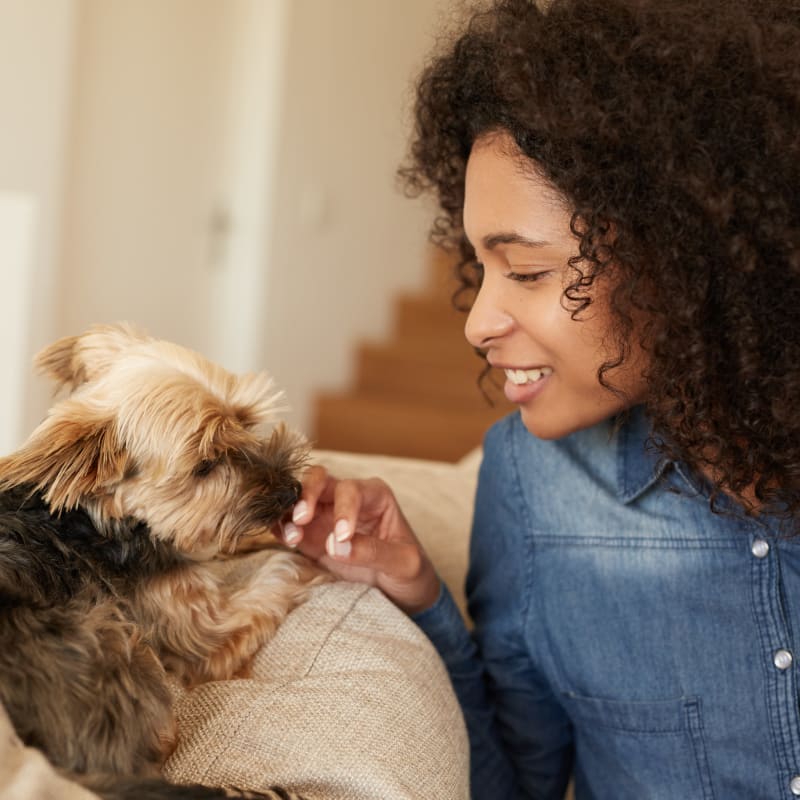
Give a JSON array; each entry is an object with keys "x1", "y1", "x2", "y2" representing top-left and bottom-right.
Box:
[{"x1": 502, "y1": 366, "x2": 553, "y2": 404}]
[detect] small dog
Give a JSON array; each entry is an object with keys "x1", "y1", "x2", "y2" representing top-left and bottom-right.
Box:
[{"x1": 0, "y1": 323, "x2": 330, "y2": 800}]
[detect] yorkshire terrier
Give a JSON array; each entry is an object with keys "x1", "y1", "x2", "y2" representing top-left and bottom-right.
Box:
[{"x1": 0, "y1": 323, "x2": 331, "y2": 800}]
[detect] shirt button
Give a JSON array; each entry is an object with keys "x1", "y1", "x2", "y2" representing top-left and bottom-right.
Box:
[
  {"x1": 774, "y1": 649, "x2": 794, "y2": 670},
  {"x1": 751, "y1": 538, "x2": 770, "y2": 558},
  {"x1": 790, "y1": 775, "x2": 800, "y2": 795}
]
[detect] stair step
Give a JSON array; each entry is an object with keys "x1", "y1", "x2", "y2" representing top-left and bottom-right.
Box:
[
  {"x1": 313, "y1": 392, "x2": 510, "y2": 462},
  {"x1": 356, "y1": 342, "x2": 510, "y2": 408},
  {"x1": 393, "y1": 294, "x2": 468, "y2": 340},
  {"x1": 309, "y1": 245, "x2": 499, "y2": 461},
  {"x1": 367, "y1": 330, "x2": 479, "y2": 362},
  {"x1": 362, "y1": 335, "x2": 482, "y2": 369},
  {"x1": 423, "y1": 245, "x2": 461, "y2": 293}
]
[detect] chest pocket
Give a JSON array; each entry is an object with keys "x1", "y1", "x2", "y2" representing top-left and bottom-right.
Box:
[{"x1": 561, "y1": 692, "x2": 715, "y2": 800}]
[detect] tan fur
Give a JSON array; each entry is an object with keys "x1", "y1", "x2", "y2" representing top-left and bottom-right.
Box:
[
  {"x1": 0, "y1": 323, "x2": 331, "y2": 782},
  {"x1": 3, "y1": 325, "x2": 303, "y2": 553},
  {"x1": 133, "y1": 552, "x2": 325, "y2": 686}
]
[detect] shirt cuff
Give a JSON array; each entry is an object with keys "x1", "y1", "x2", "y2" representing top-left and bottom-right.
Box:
[{"x1": 411, "y1": 580, "x2": 476, "y2": 662}]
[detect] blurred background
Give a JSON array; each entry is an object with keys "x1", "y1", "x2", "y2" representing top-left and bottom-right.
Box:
[{"x1": 0, "y1": 0, "x2": 510, "y2": 462}]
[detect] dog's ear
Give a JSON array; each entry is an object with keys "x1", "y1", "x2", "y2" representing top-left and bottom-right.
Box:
[
  {"x1": 0, "y1": 408, "x2": 127, "y2": 511},
  {"x1": 35, "y1": 333, "x2": 85, "y2": 391},
  {"x1": 35, "y1": 323, "x2": 149, "y2": 393}
]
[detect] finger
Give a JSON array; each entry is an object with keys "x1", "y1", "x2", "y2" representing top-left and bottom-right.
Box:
[
  {"x1": 327, "y1": 478, "x2": 367, "y2": 543},
  {"x1": 292, "y1": 464, "x2": 330, "y2": 524},
  {"x1": 281, "y1": 520, "x2": 303, "y2": 547},
  {"x1": 332, "y1": 476, "x2": 399, "y2": 542},
  {"x1": 325, "y1": 531, "x2": 424, "y2": 581},
  {"x1": 278, "y1": 519, "x2": 332, "y2": 561}
]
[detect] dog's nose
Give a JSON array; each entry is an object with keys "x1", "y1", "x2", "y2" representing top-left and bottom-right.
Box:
[{"x1": 278, "y1": 480, "x2": 302, "y2": 510}]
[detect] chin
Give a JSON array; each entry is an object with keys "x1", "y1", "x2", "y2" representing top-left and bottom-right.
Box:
[
  {"x1": 519, "y1": 409, "x2": 574, "y2": 440},
  {"x1": 518, "y1": 403, "x2": 619, "y2": 441}
]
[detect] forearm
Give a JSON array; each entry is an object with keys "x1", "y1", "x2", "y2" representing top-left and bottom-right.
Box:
[{"x1": 412, "y1": 581, "x2": 520, "y2": 799}]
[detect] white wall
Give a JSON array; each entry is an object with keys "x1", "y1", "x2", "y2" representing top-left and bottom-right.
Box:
[
  {"x1": 259, "y1": 0, "x2": 448, "y2": 430},
  {"x1": 58, "y1": 0, "x2": 253, "y2": 357},
  {"x1": 0, "y1": 0, "x2": 77, "y2": 451},
  {"x1": 2, "y1": 0, "x2": 452, "y2": 448},
  {"x1": 0, "y1": 193, "x2": 38, "y2": 455},
  {"x1": 206, "y1": 0, "x2": 291, "y2": 374}
]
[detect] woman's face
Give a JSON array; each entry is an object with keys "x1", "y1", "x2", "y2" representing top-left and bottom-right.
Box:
[{"x1": 463, "y1": 131, "x2": 648, "y2": 439}]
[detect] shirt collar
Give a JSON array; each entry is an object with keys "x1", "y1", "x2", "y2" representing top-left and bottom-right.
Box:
[{"x1": 616, "y1": 405, "x2": 672, "y2": 504}]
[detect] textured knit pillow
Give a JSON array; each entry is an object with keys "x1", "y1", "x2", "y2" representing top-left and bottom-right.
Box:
[
  {"x1": 165, "y1": 449, "x2": 478, "y2": 798},
  {"x1": 165, "y1": 580, "x2": 469, "y2": 799}
]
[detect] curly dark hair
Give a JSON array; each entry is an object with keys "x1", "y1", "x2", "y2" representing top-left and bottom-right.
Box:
[{"x1": 400, "y1": 0, "x2": 800, "y2": 521}]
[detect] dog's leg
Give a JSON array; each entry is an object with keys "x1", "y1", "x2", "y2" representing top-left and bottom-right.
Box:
[{"x1": 133, "y1": 552, "x2": 331, "y2": 686}]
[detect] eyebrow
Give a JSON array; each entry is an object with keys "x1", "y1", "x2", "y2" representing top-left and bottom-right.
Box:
[{"x1": 481, "y1": 232, "x2": 553, "y2": 250}]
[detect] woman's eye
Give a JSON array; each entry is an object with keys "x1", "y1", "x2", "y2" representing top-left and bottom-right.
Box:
[{"x1": 504, "y1": 270, "x2": 550, "y2": 283}]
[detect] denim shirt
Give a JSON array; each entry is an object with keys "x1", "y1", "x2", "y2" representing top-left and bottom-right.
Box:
[{"x1": 414, "y1": 407, "x2": 800, "y2": 800}]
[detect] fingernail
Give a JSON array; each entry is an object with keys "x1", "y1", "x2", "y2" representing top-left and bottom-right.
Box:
[
  {"x1": 326, "y1": 532, "x2": 351, "y2": 558},
  {"x1": 292, "y1": 500, "x2": 309, "y2": 524},
  {"x1": 284, "y1": 522, "x2": 301, "y2": 546},
  {"x1": 334, "y1": 518, "x2": 350, "y2": 542}
]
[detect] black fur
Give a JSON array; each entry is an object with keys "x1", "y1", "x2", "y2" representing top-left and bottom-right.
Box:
[
  {"x1": 84, "y1": 777, "x2": 310, "y2": 800},
  {"x1": 0, "y1": 486, "x2": 309, "y2": 800},
  {"x1": 0, "y1": 485, "x2": 183, "y2": 606}
]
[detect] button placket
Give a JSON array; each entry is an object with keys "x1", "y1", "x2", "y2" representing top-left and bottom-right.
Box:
[
  {"x1": 750, "y1": 531, "x2": 800, "y2": 792},
  {"x1": 752, "y1": 538, "x2": 770, "y2": 559},
  {"x1": 774, "y1": 649, "x2": 794, "y2": 671}
]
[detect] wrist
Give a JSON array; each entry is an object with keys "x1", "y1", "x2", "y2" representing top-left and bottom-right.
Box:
[{"x1": 395, "y1": 564, "x2": 442, "y2": 616}]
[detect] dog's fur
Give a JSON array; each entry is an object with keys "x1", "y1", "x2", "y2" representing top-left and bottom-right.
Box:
[{"x1": 0, "y1": 323, "x2": 330, "y2": 800}]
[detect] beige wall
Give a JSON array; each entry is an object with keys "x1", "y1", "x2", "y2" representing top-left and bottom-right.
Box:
[
  {"x1": 0, "y1": 0, "x2": 452, "y2": 452},
  {"x1": 0, "y1": 0, "x2": 77, "y2": 451},
  {"x1": 258, "y1": 0, "x2": 448, "y2": 430},
  {"x1": 58, "y1": 0, "x2": 282, "y2": 363}
]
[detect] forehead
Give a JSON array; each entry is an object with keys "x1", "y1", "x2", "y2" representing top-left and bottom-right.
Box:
[{"x1": 463, "y1": 132, "x2": 573, "y2": 247}]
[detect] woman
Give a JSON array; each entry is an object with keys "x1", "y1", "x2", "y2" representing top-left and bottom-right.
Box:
[{"x1": 283, "y1": 1, "x2": 800, "y2": 797}]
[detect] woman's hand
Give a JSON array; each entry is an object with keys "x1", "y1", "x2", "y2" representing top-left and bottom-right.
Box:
[{"x1": 280, "y1": 465, "x2": 441, "y2": 615}]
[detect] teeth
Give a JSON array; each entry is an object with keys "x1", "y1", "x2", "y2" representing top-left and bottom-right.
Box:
[{"x1": 504, "y1": 367, "x2": 552, "y2": 385}]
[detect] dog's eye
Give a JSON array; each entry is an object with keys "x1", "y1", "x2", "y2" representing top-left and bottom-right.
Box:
[
  {"x1": 123, "y1": 463, "x2": 140, "y2": 481},
  {"x1": 194, "y1": 459, "x2": 218, "y2": 477}
]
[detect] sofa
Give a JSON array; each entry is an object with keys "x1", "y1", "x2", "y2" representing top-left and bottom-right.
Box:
[{"x1": 0, "y1": 447, "x2": 481, "y2": 800}]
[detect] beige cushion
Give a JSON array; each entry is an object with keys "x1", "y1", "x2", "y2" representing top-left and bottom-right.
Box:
[
  {"x1": 0, "y1": 450, "x2": 479, "y2": 799},
  {"x1": 166, "y1": 581, "x2": 469, "y2": 799},
  {"x1": 0, "y1": 702, "x2": 98, "y2": 800},
  {"x1": 165, "y1": 450, "x2": 480, "y2": 797}
]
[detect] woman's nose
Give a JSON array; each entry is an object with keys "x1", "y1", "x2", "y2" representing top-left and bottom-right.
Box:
[{"x1": 464, "y1": 282, "x2": 514, "y2": 349}]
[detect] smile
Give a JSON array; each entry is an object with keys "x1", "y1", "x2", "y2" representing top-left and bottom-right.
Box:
[{"x1": 504, "y1": 367, "x2": 553, "y2": 385}]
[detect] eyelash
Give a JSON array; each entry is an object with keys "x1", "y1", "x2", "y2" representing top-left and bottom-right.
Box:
[
  {"x1": 503, "y1": 270, "x2": 550, "y2": 283},
  {"x1": 473, "y1": 262, "x2": 550, "y2": 284}
]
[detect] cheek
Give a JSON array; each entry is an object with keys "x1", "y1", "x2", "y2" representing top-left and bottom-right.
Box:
[
  {"x1": 567, "y1": 315, "x2": 649, "y2": 402},
  {"x1": 522, "y1": 300, "x2": 601, "y2": 370},
  {"x1": 515, "y1": 290, "x2": 564, "y2": 341}
]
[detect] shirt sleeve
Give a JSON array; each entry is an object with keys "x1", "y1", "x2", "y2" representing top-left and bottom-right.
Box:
[
  {"x1": 413, "y1": 580, "x2": 520, "y2": 799},
  {"x1": 416, "y1": 416, "x2": 574, "y2": 800}
]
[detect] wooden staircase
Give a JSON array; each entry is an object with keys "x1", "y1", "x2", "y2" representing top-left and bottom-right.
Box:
[{"x1": 312, "y1": 250, "x2": 514, "y2": 462}]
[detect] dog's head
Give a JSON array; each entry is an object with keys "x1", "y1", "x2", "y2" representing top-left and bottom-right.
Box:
[{"x1": 0, "y1": 323, "x2": 309, "y2": 558}]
